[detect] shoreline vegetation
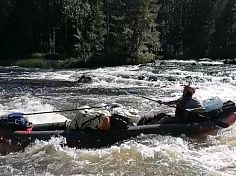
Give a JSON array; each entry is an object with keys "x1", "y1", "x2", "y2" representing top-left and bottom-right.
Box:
[
  {"x1": 2, "y1": 55, "x2": 235, "y2": 69},
  {"x1": 0, "y1": 0, "x2": 236, "y2": 68},
  {"x1": 1, "y1": 53, "x2": 160, "y2": 69}
]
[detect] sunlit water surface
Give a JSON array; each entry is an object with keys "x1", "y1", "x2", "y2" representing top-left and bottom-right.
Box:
[{"x1": 0, "y1": 60, "x2": 236, "y2": 175}]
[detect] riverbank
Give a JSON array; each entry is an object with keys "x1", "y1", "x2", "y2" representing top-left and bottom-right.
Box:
[
  {"x1": 0, "y1": 53, "x2": 159, "y2": 69},
  {"x1": 1, "y1": 53, "x2": 235, "y2": 69}
]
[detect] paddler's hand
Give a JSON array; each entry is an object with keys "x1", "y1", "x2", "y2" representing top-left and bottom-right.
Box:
[
  {"x1": 186, "y1": 107, "x2": 206, "y2": 113},
  {"x1": 156, "y1": 100, "x2": 163, "y2": 104}
]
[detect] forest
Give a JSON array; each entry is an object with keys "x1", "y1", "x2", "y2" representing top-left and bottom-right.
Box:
[{"x1": 0, "y1": 0, "x2": 235, "y2": 68}]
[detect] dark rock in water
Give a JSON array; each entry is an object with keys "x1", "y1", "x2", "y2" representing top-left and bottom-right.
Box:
[
  {"x1": 185, "y1": 76, "x2": 192, "y2": 79},
  {"x1": 159, "y1": 61, "x2": 166, "y2": 65},
  {"x1": 223, "y1": 59, "x2": 236, "y2": 65},
  {"x1": 138, "y1": 75, "x2": 158, "y2": 81},
  {"x1": 138, "y1": 75, "x2": 145, "y2": 80},
  {"x1": 77, "y1": 75, "x2": 92, "y2": 83},
  {"x1": 148, "y1": 76, "x2": 158, "y2": 81},
  {"x1": 167, "y1": 76, "x2": 176, "y2": 81}
]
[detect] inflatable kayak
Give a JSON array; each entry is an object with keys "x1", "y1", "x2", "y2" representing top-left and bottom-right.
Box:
[{"x1": 0, "y1": 100, "x2": 236, "y2": 154}]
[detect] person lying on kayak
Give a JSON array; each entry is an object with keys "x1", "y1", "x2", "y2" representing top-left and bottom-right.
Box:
[{"x1": 159, "y1": 85, "x2": 205, "y2": 120}]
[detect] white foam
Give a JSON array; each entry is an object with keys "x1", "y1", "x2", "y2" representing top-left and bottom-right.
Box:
[{"x1": 0, "y1": 96, "x2": 69, "y2": 124}]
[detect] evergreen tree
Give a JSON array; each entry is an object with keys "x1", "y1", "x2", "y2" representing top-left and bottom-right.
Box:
[
  {"x1": 63, "y1": 0, "x2": 106, "y2": 62},
  {"x1": 208, "y1": 0, "x2": 236, "y2": 59},
  {"x1": 131, "y1": 0, "x2": 160, "y2": 63},
  {"x1": 89, "y1": 0, "x2": 106, "y2": 56},
  {"x1": 0, "y1": 0, "x2": 15, "y2": 59},
  {"x1": 157, "y1": 0, "x2": 177, "y2": 59},
  {"x1": 104, "y1": 0, "x2": 160, "y2": 64},
  {"x1": 63, "y1": 0, "x2": 91, "y2": 61},
  {"x1": 1, "y1": 0, "x2": 236, "y2": 66}
]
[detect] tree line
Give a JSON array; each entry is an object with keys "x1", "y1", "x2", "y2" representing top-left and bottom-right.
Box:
[{"x1": 0, "y1": 0, "x2": 235, "y2": 67}]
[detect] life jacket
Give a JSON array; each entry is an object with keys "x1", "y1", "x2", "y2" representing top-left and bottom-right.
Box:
[{"x1": 175, "y1": 97, "x2": 202, "y2": 119}]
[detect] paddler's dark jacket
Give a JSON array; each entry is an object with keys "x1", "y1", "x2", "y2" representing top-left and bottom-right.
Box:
[{"x1": 175, "y1": 97, "x2": 203, "y2": 119}]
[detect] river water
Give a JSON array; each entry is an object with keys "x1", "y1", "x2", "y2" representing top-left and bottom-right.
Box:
[{"x1": 0, "y1": 60, "x2": 236, "y2": 175}]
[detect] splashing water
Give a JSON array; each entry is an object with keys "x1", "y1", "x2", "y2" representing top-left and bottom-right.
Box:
[{"x1": 0, "y1": 60, "x2": 236, "y2": 175}]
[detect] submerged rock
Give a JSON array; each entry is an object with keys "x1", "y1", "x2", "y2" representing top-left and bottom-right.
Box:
[
  {"x1": 223, "y1": 58, "x2": 236, "y2": 65},
  {"x1": 77, "y1": 75, "x2": 92, "y2": 83}
]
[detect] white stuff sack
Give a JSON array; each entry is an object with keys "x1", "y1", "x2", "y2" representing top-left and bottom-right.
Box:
[
  {"x1": 202, "y1": 96, "x2": 224, "y2": 112},
  {"x1": 109, "y1": 104, "x2": 141, "y2": 124}
]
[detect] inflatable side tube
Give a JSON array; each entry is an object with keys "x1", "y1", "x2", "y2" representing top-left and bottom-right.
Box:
[
  {"x1": 13, "y1": 130, "x2": 65, "y2": 141},
  {"x1": 32, "y1": 122, "x2": 67, "y2": 131},
  {"x1": 125, "y1": 123, "x2": 202, "y2": 135}
]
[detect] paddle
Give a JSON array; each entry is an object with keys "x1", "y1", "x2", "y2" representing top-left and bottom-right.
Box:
[
  {"x1": 22, "y1": 104, "x2": 119, "y2": 116},
  {"x1": 139, "y1": 95, "x2": 162, "y2": 104},
  {"x1": 138, "y1": 95, "x2": 175, "y2": 107},
  {"x1": 139, "y1": 95, "x2": 230, "y2": 128}
]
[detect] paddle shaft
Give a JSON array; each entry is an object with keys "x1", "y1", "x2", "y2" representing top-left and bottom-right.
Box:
[
  {"x1": 140, "y1": 95, "x2": 176, "y2": 107},
  {"x1": 22, "y1": 105, "x2": 107, "y2": 116},
  {"x1": 139, "y1": 96, "x2": 162, "y2": 104}
]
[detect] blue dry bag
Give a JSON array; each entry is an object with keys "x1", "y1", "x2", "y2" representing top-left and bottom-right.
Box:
[{"x1": 7, "y1": 112, "x2": 30, "y2": 129}]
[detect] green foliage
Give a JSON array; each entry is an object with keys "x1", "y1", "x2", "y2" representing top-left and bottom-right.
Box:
[
  {"x1": 60, "y1": 57, "x2": 84, "y2": 68},
  {"x1": 62, "y1": 0, "x2": 160, "y2": 65},
  {"x1": 207, "y1": 0, "x2": 236, "y2": 59},
  {"x1": 104, "y1": 0, "x2": 160, "y2": 63},
  {"x1": 158, "y1": 0, "x2": 236, "y2": 60},
  {"x1": 131, "y1": 0, "x2": 160, "y2": 63},
  {"x1": 63, "y1": 0, "x2": 106, "y2": 62},
  {"x1": 14, "y1": 53, "x2": 62, "y2": 68},
  {"x1": 0, "y1": 0, "x2": 236, "y2": 67},
  {"x1": 15, "y1": 58, "x2": 50, "y2": 68}
]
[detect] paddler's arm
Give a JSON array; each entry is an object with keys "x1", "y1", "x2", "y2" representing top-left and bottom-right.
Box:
[
  {"x1": 186, "y1": 107, "x2": 206, "y2": 113},
  {"x1": 157, "y1": 99, "x2": 179, "y2": 107}
]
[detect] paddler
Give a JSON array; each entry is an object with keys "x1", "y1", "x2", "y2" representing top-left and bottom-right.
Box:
[{"x1": 156, "y1": 85, "x2": 205, "y2": 123}]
